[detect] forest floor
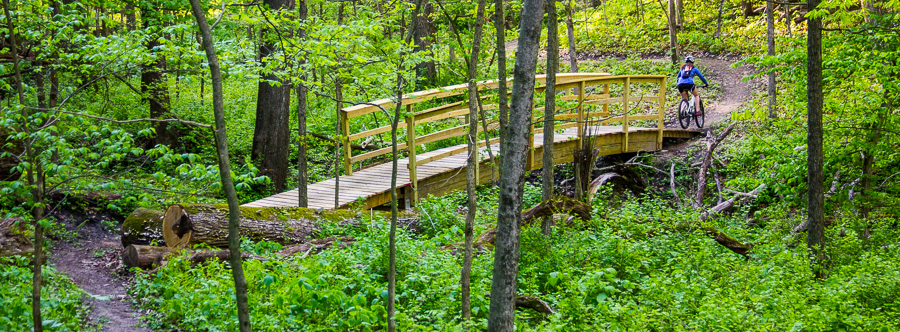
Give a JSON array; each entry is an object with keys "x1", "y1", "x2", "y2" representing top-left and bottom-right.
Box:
[
  {"x1": 48, "y1": 209, "x2": 151, "y2": 332},
  {"x1": 44, "y1": 50, "x2": 758, "y2": 332}
]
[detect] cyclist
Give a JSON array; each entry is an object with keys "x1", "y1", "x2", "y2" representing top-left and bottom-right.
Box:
[{"x1": 675, "y1": 56, "x2": 709, "y2": 115}]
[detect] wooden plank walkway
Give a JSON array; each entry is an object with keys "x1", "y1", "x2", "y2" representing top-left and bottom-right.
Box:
[{"x1": 244, "y1": 126, "x2": 699, "y2": 209}]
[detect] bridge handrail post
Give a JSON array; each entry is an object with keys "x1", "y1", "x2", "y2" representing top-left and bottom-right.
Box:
[
  {"x1": 528, "y1": 103, "x2": 536, "y2": 169},
  {"x1": 342, "y1": 111, "x2": 353, "y2": 175},
  {"x1": 622, "y1": 77, "x2": 630, "y2": 153},
  {"x1": 577, "y1": 81, "x2": 585, "y2": 141},
  {"x1": 406, "y1": 104, "x2": 418, "y2": 205},
  {"x1": 657, "y1": 77, "x2": 666, "y2": 150}
]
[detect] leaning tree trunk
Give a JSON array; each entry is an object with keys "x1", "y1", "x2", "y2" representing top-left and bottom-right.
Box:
[
  {"x1": 121, "y1": 204, "x2": 363, "y2": 248},
  {"x1": 462, "y1": 0, "x2": 487, "y2": 320}
]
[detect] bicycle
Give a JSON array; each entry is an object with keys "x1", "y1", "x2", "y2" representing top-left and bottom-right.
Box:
[{"x1": 678, "y1": 86, "x2": 706, "y2": 129}]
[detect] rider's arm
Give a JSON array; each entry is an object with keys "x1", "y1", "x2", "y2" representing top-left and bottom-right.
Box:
[{"x1": 694, "y1": 68, "x2": 709, "y2": 86}]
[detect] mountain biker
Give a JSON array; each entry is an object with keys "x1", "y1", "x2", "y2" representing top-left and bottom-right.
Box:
[{"x1": 675, "y1": 56, "x2": 709, "y2": 115}]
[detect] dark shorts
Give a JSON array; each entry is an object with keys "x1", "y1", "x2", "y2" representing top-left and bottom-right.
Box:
[{"x1": 677, "y1": 83, "x2": 695, "y2": 93}]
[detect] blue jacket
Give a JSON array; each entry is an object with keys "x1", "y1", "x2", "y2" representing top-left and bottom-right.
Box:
[{"x1": 675, "y1": 66, "x2": 708, "y2": 86}]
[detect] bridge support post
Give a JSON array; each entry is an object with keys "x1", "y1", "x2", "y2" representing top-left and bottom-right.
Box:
[
  {"x1": 406, "y1": 106, "x2": 418, "y2": 205},
  {"x1": 657, "y1": 77, "x2": 666, "y2": 150},
  {"x1": 622, "y1": 77, "x2": 630, "y2": 153}
]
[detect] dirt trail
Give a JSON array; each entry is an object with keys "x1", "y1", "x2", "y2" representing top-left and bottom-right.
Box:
[{"x1": 49, "y1": 211, "x2": 151, "y2": 332}]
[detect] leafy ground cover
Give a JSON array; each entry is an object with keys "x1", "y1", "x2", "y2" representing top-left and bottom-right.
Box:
[
  {"x1": 0, "y1": 256, "x2": 88, "y2": 331},
  {"x1": 128, "y1": 180, "x2": 900, "y2": 331}
]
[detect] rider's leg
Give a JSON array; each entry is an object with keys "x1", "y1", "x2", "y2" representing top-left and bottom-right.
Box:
[
  {"x1": 680, "y1": 90, "x2": 689, "y2": 103},
  {"x1": 692, "y1": 88, "x2": 701, "y2": 113}
]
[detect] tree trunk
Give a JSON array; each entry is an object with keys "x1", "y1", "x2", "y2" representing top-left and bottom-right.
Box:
[
  {"x1": 565, "y1": 0, "x2": 578, "y2": 73},
  {"x1": 462, "y1": 0, "x2": 487, "y2": 320},
  {"x1": 496, "y1": 0, "x2": 509, "y2": 152},
  {"x1": 141, "y1": 36, "x2": 177, "y2": 147},
  {"x1": 334, "y1": 77, "x2": 342, "y2": 209},
  {"x1": 806, "y1": 0, "x2": 825, "y2": 257},
  {"x1": 742, "y1": 0, "x2": 754, "y2": 17},
  {"x1": 715, "y1": 0, "x2": 725, "y2": 38},
  {"x1": 297, "y1": 0, "x2": 309, "y2": 208},
  {"x1": 767, "y1": 0, "x2": 776, "y2": 118},
  {"x1": 3, "y1": 1, "x2": 45, "y2": 330},
  {"x1": 389, "y1": 3, "x2": 424, "y2": 330},
  {"x1": 667, "y1": 0, "x2": 679, "y2": 65},
  {"x1": 413, "y1": 0, "x2": 436, "y2": 88},
  {"x1": 784, "y1": 0, "x2": 792, "y2": 37},
  {"x1": 542, "y1": 0, "x2": 559, "y2": 237},
  {"x1": 488, "y1": 0, "x2": 543, "y2": 329},
  {"x1": 675, "y1": 0, "x2": 684, "y2": 27},
  {"x1": 252, "y1": 0, "x2": 292, "y2": 192},
  {"x1": 188, "y1": 2, "x2": 253, "y2": 328}
]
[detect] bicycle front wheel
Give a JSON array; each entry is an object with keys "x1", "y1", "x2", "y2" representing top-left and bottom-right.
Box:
[
  {"x1": 678, "y1": 100, "x2": 691, "y2": 129},
  {"x1": 695, "y1": 99, "x2": 705, "y2": 128}
]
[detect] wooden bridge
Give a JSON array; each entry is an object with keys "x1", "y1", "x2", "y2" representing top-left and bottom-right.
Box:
[{"x1": 244, "y1": 73, "x2": 699, "y2": 209}]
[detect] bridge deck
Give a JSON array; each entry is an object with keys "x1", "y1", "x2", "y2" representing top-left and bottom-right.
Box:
[{"x1": 244, "y1": 126, "x2": 698, "y2": 209}]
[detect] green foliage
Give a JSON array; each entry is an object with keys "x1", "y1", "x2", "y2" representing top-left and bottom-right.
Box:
[
  {"x1": 0, "y1": 256, "x2": 87, "y2": 331},
  {"x1": 568, "y1": 0, "x2": 793, "y2": 55}
]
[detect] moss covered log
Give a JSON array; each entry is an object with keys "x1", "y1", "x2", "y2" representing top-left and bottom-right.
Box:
[
  {"x1": 121, "y1": 208, "x2": 167, "y2": 247},
  {"x1": 122, "y1": 204, "x2": 366, "y2": 248}
]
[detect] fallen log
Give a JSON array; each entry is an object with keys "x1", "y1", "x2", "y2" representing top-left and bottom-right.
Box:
[
  {"x1": 701, "y1": 227, "x2": 753, "y2": 257},
  {"x1": 702, "y1": 183, "x2": 767, "y2": 220},
  {"x1": 277, "y1": 236, "x2": 355, "y2": 257},
  {"x1": 121, "y1": 208, "x2": 167, "y2": 247},
  {"x1": 187, "y1": 250, "x2": 268, "y2": 267},
  {"x1": 127, "y1": 237, "x2": 353, "y2": 269},
  {"x1": 121, "y1": 204, "x2": 364, "y2": 248},
  {"x1": 521, "y1": 196, "x2": 591, "y2": 225},
  {"x1": 515, "y1": 295, "x2": 554, "y2": 315},
  {"x1": 695, "y1": 124, "x2": 735, "y2": 208},
  {"x1": 484, "y1": 293, "x2": 554, "y2": 317},
  {"x1": 444, "y1": 197, "x2": 592, "y2": 252},
  {"x1": 122, "y1": 244, "x2": 172, "y2": 269},
  {"x1": 0, "y1": 218, "x2": 33, "y2": 258}
]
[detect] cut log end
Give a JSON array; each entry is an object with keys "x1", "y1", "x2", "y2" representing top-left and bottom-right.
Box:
[{"x1": 162, "y1": 204, "x2": 192, "y2": 249}]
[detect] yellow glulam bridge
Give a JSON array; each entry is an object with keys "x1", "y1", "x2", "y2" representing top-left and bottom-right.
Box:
[{"x1": 245, "y1": 73, "x2": 700, "y2": 209}]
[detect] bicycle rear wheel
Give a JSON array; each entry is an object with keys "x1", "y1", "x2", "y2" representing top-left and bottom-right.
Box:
[
  {"x1": 678, "y1": 100, "x2": 691, "y2": 129},
  {"x1": 695, "y1": 99, "x2": 705, "y2": 128}
]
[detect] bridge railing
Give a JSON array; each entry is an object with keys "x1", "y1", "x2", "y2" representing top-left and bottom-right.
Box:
[{"x1": 339, "y1": 73, "x2": 667, "y2": 204}]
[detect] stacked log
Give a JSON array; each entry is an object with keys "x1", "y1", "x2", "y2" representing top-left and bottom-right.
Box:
[{"x1": 121, "y1": 204, "x2": 363, "y2": 248}]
